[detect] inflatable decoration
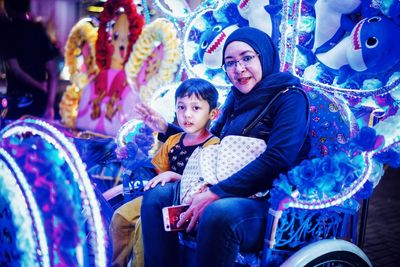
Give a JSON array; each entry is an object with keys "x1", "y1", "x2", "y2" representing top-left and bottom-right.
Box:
[
  {"x1": 60, "y1": 18, "x2": 99, "y2": 128},
  {"x1": 75, "y1": 0, "x2": 144, "y2": 136},
  {"x1": 282, "y1": 0, "x2": 400, "y2": 121},
  {"x1": 102, "y1": 118, "x2": 156, "y2": 203},
  {"x1": 182, "y1": 0, "x2": 282, "y2": 87},
  {"x1": 237, "y1": 0, "x2": 282, "y2": 40},
  {"x1": 116, "y1": 119, "x2": 155, "y2": 151},
  {"x1": 125, "y1": 18, "x2": 181, "y2": 104},
  {"x1": 149, "y1": 82, "x2": 179, "y2": 124},
  {"x1": 0, "y1": 118, "x2": 107, "y2": 266}
]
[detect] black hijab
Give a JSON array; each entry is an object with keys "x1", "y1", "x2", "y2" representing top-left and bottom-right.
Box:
[{"x1": 222, "y1": 27, "x2": 301, "y2": 113}]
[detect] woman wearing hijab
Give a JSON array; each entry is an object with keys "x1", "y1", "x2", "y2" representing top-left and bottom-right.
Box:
[{"x1": 138, "y1": 27, "x2": 310, "y2": 267}]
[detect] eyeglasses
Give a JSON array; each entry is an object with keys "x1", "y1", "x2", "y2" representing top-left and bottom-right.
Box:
[{"x1": 221, "y1": 54, "x2": 259, "y2": 71}]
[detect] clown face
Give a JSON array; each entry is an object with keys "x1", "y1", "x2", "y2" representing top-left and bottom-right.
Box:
[{"x1": 110, "y1": 13, "x2": 129, "y2": 69}]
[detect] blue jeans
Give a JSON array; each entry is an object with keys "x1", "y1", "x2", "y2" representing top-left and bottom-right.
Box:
[{"x1": 141, "y1": 182, "x2": 269, "y2": 267}]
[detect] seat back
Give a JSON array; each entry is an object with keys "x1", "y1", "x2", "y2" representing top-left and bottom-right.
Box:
[{"x1": 305, "y1": 85, "x2": 358, "y2": 159}]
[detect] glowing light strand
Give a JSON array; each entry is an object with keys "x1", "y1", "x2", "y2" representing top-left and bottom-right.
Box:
[
  {"x1": 141, "y1": 0, "x2": 151, "y2": 24},
  {"x1": 1, "y1": 119, "x2": 106, "y2": 267},
  {"x1": 0, "y1": 148, "x2": 50, "y2": 267}
]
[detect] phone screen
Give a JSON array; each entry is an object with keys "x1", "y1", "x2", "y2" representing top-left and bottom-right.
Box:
[{"x1": 162, "y1": 205, "x2": 190, "y2": 231}]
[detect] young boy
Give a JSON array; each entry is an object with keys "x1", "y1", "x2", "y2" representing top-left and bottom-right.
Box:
[{"x1": 110, "y1": 78, "x2": 219, "y2": 267}]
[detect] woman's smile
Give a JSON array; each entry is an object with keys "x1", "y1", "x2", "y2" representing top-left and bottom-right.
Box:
[{"x1": 237, "y1": 76, "x2": 252, "y2": 85}]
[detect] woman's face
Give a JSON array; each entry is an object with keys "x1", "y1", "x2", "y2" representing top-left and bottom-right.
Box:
[{"x1": 223, "y1": 41, "x2": 262, "y2": 94}]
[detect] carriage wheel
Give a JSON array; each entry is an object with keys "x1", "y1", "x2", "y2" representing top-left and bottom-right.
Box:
[{"x1": 281, "y1": 239, "x2": 372, "y2": 267}]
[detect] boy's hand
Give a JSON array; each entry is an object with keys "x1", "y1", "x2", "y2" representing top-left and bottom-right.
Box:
[
  {"x1": 144, "y1": 171, "x2": 181, "y2": 190},
  {"x1": 135, "y1": 103, "x2": 168, "y2": 133},
  {"x1": 177, "y1": 189, "x2": 220, "y2": 232}
]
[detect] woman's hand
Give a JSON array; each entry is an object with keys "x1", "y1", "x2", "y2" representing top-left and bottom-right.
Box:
[
  {"x1": 135, "y1": 103, "x2": 168, "y2": 133},
  {"x1": 177, "y1": 189, "x2": 220, "y2": 232},
  {"x1": 144, "y1": 171, "x2": 181, "y2": 190}
]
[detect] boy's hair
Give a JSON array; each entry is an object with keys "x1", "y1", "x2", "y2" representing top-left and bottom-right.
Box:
[{"x1": 175, "y1": 78, "x2": 218, "y2": 110}]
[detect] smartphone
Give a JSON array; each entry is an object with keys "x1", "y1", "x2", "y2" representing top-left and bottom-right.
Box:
[{"x1": 162, "y1": 204, "x2": 190, "y2": 231}]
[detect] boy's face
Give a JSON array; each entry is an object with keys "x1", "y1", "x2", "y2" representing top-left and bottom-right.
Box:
[{"x1": 175, "y1": 94, "x2": 217, "y2": 135}]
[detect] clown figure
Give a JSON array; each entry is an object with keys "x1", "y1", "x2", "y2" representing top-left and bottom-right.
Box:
[
  {"x1": 76, "y1": 0, "x2": 144, "y2": 136},
  {"x1": 110, "y1": 13, "x2": 129, "y2": 70}
]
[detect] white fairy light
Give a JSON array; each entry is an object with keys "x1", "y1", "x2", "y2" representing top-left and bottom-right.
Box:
[
  {"x1": 1, "y1": 119, "x2": 107, "y2": 267},
  {"x1": 0, "y1": 149, "x2": 50, "y2": 267}
]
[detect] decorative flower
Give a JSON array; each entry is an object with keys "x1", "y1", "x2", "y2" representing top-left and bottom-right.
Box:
[
  {"x1": 303, "y1": 64, "x2": 324, "y2": 81},
  {"x1": 64, "y1": 18, "x2": 99, "y2": 82},
  {"x1": 350, "y1": 126, "x2": 385, "y2": 152},
  {"x1": 270, "y1": 173, "x2": 293, "y2": 202},
  {"x1": 374, "y1": 145, "x2": 400, "y2": 168},
  {"x1": 62, "y1": 18, "x2": 98, "y2": 128},
  {"x1": 318, "y1": 155, "x2": 341, "y2": 179},
  {"x1": 59, "y1": 84, "x2": 82, "y2": 128},
  {"x1": 268, "y1": 113, "x2": 397, "y2": 207},
  {"x1": 367, "y1": 160, "x2": 385, "y2": 187},
  {"x1": 125, "y1": 18, "x2": 181, "y2": 104},
  {"x1": 374, "y1": 112, "x2": 400, "y2": 146},
  {"x1": 274, "y1": 151, "x2": 359, "y2": 201},
  {"x1": 388, "y1": 72, "x2": 400, "y2": 101},
  {"x1": 354, "y1": 180, "x2": 373, "y2": 199},
  {"x1": 362, "y1": 78, "x2": 383, "y2": 90},
  {"x1": 288, "y1": 159, "x2": 319, "y2": 196},
  {"x1": 299, "y1": 15, "x2": 315, "y2": 33}
]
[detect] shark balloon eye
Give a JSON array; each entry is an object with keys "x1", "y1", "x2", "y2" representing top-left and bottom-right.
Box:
[
  {"x1": 366, "y1": 37, "x2": 378, "y2": 48},
  {"x1": 368, "y1": 17, "x2": 381, "y2": 23},
  {"x1": 201, "y1": 41, "x2": 208, "y2": 49},
  {"x1": 213, "y1": 25, "x2": 222, "y2": 32}
]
